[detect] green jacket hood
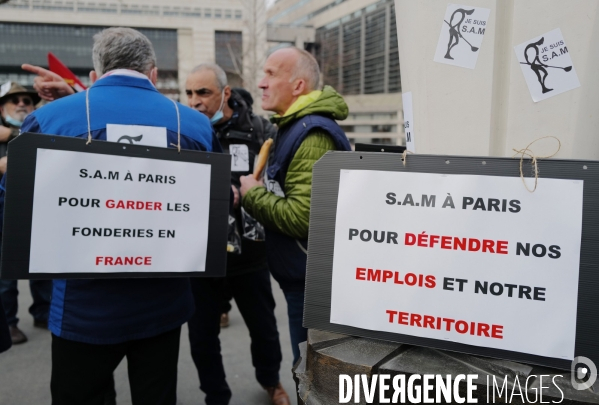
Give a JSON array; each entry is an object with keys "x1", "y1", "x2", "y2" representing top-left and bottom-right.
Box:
[{"x1": 272, "y1": 85, "x2": 348, "y2": 128}]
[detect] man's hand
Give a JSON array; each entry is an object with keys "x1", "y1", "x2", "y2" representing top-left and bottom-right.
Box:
[
  {"x1": 0, "y1": 126, "x2": 11, "y2": 143},
  {"x1": 0, "y1": 156, "x2": 7, "y2": 175},
  {"x1": 240, "y1": 175, "x2": 264, "y2": 198},
  {"x1": 22, "y1": 64, "x2": 75, "y2": 101},
  {"x1": 231, "y1": 185, "x2": 240, "y2": 209}
]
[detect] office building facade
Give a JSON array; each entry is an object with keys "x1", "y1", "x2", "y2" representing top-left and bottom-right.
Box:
[
  {"x1": 0, "y1": 0, "x2": 266, "y2": 102},
  {"x1": 268, "y1": 0, "x2": 403, "y2": 144}
]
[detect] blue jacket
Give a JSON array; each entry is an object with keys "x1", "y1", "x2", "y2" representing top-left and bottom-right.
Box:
[{"x1": 16, "y1": 75, "x2": 216, "y2": 344}]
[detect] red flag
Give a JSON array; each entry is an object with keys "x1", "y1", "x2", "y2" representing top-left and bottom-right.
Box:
[{"x1": 47, "y1": 52, "x2": 87, "y2": 92}]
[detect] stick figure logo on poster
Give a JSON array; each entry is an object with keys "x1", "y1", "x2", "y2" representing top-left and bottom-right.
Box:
[
  {"x1": 117, "y1": 134, "x2": 143, "y2": 144},
  {"x1": 522, "y1": 37, "x2": 573, "y2": 94},
  {"x1": 106, "y1": 124, "x2": 167, "y2": 147},
  {"x1": 434, "y1": 4, "x2": 490, "y2": 69},
  {"x1": 444, "y1": 8, "x2": 477, "y2": 60},
  {"x1": 514, "y1": 28, "x2": 580, "y2": 102}
]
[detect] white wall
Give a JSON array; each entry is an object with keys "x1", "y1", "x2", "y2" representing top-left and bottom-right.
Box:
[{"x1": 395, "y1": 0, "x2": 599, "y2": 159}]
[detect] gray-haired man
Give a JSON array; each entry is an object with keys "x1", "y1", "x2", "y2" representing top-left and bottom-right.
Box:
[
  {"x1": 185, "y1": 64, "x2": 290, "y2": 405},
  {"x1": 18, "y1": 27, "x2": 217, "y2": 405}
]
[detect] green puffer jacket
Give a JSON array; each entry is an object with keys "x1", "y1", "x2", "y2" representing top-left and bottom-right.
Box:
[{"x1": 242, "y1": 86, "x2": 348, "y2": 240}]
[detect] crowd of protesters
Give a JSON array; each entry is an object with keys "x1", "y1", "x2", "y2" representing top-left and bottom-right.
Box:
[{"x1": 0, "y1": 27, "x2": 351, "y2": 405}]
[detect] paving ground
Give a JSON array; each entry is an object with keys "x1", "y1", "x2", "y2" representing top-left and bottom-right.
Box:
[{"x1": 0, "y1": 279, "x2": 298, "y2": 405}]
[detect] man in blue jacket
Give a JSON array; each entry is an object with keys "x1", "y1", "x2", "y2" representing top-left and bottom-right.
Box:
[{"x1": 16, "y1": 27, "x2": 216, "y2": 405}]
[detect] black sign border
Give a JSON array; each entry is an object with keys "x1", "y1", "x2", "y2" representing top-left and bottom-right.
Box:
[
  {"x1": 304, "y1": 151, "x2": 599, "y2": 371},
  {"x1": 1, "y1": 133, "x2": 230, "y2": 279}
]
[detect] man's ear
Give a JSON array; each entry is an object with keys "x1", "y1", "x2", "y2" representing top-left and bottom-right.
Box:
[
  {"x1": 149, "y1": 67, "x2": 158, "y2": 86},
  {"x1": 89, "y1": 70, "x2": 98, "y2": 84},
  {"x1": 223, "y1": 85, "x2": 232, "y2": 103},
  {"x1": 291, "y1": 79, "x2": 307, "y2": 97}
]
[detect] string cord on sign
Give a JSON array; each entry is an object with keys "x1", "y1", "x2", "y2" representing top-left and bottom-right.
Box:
[
  {"x1": 85, "y1": 88, "x2": 92, "y2": 145},
  {"x1": 402, "y1": 149, "x2": 414, "y2": 166},
  {"x1": 169, "y1": 99, "x2": 181, "y2": 153},
  {"x1": 512, "y1": 136, "x2": 561, "y2": 193}
]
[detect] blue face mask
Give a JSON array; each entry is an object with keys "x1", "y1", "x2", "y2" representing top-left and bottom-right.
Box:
[
  {"x1": 210, "y1": 110, "x2": 223, "y2": 125},
  {"x1": 4, "y1": 114, "x2": 23, "y2": 127},
  {"x1": 209, "y1": 90, "x2": 226, "y2": 125}
]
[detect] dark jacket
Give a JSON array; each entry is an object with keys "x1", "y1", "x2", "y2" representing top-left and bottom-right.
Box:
[{"x1": 213, "y1": 89, "x2": 276, "y2": 276}]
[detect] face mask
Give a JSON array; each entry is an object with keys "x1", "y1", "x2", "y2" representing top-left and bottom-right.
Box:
[
  {"x1": 210, "y1": 90, "x2": 226, "y2": 124},
  {"x1": 4, "y1": 114, "x2": 23, "y2": 127}
]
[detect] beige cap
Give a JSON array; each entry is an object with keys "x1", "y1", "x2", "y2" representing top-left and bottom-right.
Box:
[{"x1": 0, "y1": 81, "x2": 40, "y2": 105}]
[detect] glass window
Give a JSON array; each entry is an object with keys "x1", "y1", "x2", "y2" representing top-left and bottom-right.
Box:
[
  {"x1": 0, "y1": 23, "x2": 178, "y2": 72},
  {"x1": 267, "y1": 0, "x2": 312, "y2": 24},
  {"x1": 163, "y1": 6, "x2": 180, "y2": 16},
  {"x1": 214, "y1": 9, "x2": 222, "y2": 18},
  {"x1": 342, "y1": 19, "x2": 361, "y2": 95},
  {"x1": 289, "y1": 0, "x2": 348, "y2": 26},
  {"x1": 316, "y1": 26, "x2": 340, "y2": 90},
  {"x1": 316, "y1": 1, "x2": 401, "y2": 95},
  {"x1": 388, "y1": 4, "x2": 400, "y2": 92},
  {"x1": 354, "y1": 125, "x2": 371, "y2": 133},
  {"x1": 324, "y1": 20, "x2": 340, "y2": 30},
  {"x1": 215, "y1": 31, "x2": 242, "y2": 74},
  {"x1": 1, "y1": 0, "x2": 29, "y2": 9},
  {"x1": 371, "y1": 125, "x2": 393, "y2": 132},
  {"x1": 364, "y1": 8, "x2": 386, "y2": 94},
  {"x1": 186, "y1": 8, "x2": 202, "y2": 17}
]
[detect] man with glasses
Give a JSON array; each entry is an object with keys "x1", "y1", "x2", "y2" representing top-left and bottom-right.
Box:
[
  {"x1": 0, "y1": 82, "x2": 51, "y2": 344},
  {"x1": 0, "y1": 82, "x2": 39, "y2": 165}
]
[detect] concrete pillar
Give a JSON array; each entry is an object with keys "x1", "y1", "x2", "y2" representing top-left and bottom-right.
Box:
[{"x1": 395, "y1": 0, "x2": 599, "y2": 159}]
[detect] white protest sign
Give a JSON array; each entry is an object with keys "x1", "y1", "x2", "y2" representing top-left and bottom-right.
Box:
[
  {"x1": 331, "y1": 170, "x2": 583, "y2": 360},
  {"x1": 514, "y1": 28, "x2": 581, "y2": 102},
  {"x1": 29, "y1": 149, "x2": 211, "y2": 273},
  {"x1": 434, "y1": 4, "x2": 490, "y2": 69},
  {"x1": 402, "y1": 92, "x2": 415, "y2": 153}
]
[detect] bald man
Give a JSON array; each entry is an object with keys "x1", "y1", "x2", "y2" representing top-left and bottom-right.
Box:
[
  {"x1": 239, "y1": 47, "x2": 351, "y2": 364},
  {"x1": 185, "y1": 64, "x2": 287, "y2": 405}
]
